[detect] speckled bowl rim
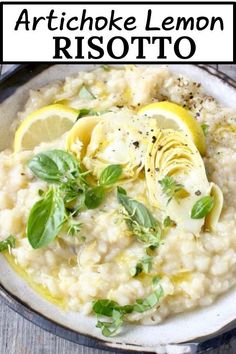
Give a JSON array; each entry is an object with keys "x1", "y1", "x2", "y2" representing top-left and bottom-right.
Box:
[{"x1": 0, "y1": 64, "x2": 236, "y2": 354}]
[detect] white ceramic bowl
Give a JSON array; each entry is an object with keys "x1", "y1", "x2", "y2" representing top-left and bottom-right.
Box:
[{"x1": 1, "y1": 64, "x2": 236, "y2": 354}]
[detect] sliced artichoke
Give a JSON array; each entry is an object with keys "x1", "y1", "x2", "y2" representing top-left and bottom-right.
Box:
[
  {"x1": 66, "y1": 115, "x2": 101, "y2": 159},
  {"x1": 83, "y1": 111, "x2": 157, "y2": 179},
  {"x1": 145, "y1": 128, "x2": 221, "y2": 234},
  {"x1": 67, "y1": 110, "x2": 156, "y2": 180}
]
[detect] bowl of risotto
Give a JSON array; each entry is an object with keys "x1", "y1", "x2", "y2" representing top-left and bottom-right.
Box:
[{"x1": 1, "y1": 64, "x2": 236, "y2": 353}]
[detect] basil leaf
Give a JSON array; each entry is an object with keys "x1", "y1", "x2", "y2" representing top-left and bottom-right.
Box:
[
  {"x1": 117, "y1": 188, "x2": 162, "y2": 247},
  {"x1": 28, "y1": 150, "x2": 80, "y2": 183},
  {"x1": 27, "y1": 187, "x2": 65, "y2": 249},
  {"x1": 79, "y1": 86, "x2": 95, "y2": 100},
  {"x1": 133, "y1": 287, "x2": 164, "y2": 313},
  {"x1": 191, "y1": 196, "x2": 214, "y2": 219},
  {"x1": 99, "y1": 165, "x2": 122, "y2": 187},
  {"x1": 84, "y1": 186, "x2": 105, "y2": 209},
  {"x1": 117, "y1": 190, "x2": 156, "y2": 228},
  {"x1": 0, "y1": 235, "x2": 16, "y2": 252}
]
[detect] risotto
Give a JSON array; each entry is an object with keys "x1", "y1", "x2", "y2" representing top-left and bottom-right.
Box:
[{"x1": 0, "y1": 65, "x2": 236, "y2": 336}]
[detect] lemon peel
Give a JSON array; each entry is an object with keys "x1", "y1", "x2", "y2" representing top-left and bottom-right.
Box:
[{"x1": 14, "y1": 104, "x2": 78, "y2": 152}]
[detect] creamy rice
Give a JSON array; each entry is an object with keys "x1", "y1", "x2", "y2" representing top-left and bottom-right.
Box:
[{"x1": 1, "y1": 65, "x2": 236, "y2": 327}]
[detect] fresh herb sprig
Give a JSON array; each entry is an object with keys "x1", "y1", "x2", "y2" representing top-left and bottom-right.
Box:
[
  {"x1": 0, "y1": 235, "x2": 16, "y2": 252},
  {"x1": 159, "y1": 176, "x2": 184, "y2": 204},
  {"x1": 84, "y1": 164, "x2": 122, "y2": 209},
  {"x1": 65, "y1": 213, "x2": 82, "y2": 236},
  {"x1": 27, "y1": 150, "x2": 122, "y2": 248},
  {"x1": 117, "y1": 187, "x2": 162, "y2": 248},
  {"x1": 93, "y1": 285, "x2": 163, "y2": 337}
]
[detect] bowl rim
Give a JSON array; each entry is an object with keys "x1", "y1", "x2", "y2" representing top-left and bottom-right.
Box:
[{"x1": 1, "y1": 63, "x2": 236, "y2": 354}]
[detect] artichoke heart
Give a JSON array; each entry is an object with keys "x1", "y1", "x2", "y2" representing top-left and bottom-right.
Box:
[
  {"x1": 82, "y1": 110, "x2": 156, "y2": 179},
  {"x1": 145, "y1": 129, "x2": 222, "y2": 233},
  {"x1": 66, "y1": 115, "x2": 101, "y2": 160}
]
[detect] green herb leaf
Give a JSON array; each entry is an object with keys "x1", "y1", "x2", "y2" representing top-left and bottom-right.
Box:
[
  {"x1": 79, "y1": 86, "x2": 95, "y2": 100},
  {"x1": 76, "y1": 109, "x2": 108, "y2": 121},
  {"x1": 38, "y1": 189, "x2": 45, "y2": 197},
  {"x1": 60, "y1": 179, "x2": 85, "y2": 204},
  {"x1": 117, "y1": 188, "x2": 162, "y2": 247},
  {"x1": 130, "y1": 262, "x2": 143, "y2": 277},
  {"x1": 131, "y1": 256, "x2": 153, "y2": 277},
  {"x1": 163, "y1": 216, "x2": 176, "y2": 228},
  {"x1": 93, "y1": 286, "x2": 164, "y2": 336},
  {"x1": 97, "y1": 310, "x2": 124, "y2": 337},
  {"x1": 159, "y1": 176, "x2": 184, "y2": 204},
  {"x1": 66, "y1": 216, "x2": 82, "y2": 236},
  {"x1": 76, "y1": 108, "x2": 92, "y2": 120},
  {"x1": 133, "y1": 287, "x2": 164, "y2": 313},
  {"x1": 191, "y1": 196, "x2": 214, "y2": 219},
  {"x1": 27, "y1": 187, "x2": 65, "y2": 249},
  {"x1": 0, "y1": 235, "x2": 16, "y2": 252},
  {"x1": 201, "y1": 123, "x2": 209, "y2": 136},
  {"x1": 93, "y1": 299, "x2": 120, "y2": 317},
  {"x1": 99, "y1": 165, "x2": 122, "y2": 187},
  {"x1": 152, "y1": 276, "x2": 161, "y2": 287},
  {"x1": 141, "y1": 256, "x2": 153, "y2": 273},
  {"x1": 117, "y1": 186, "x2": 127, "y2": 195},
  {"x1": 28, "y1": 150, "x2": 80, "y2": 184},
  {"x1": 117, "y1": 190, "x2": 156, "y2": 228},
  {"x1": 84, "y1": 186, "x2": 105, "y2": 209}
]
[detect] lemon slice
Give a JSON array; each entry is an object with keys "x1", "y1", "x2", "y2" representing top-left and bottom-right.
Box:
[
  {"x1": 139, "y1": 101, "x2": 206, "y2": 155},
  {"x1": 14, "y1": 104, "x2": 79, "y2": 152}
]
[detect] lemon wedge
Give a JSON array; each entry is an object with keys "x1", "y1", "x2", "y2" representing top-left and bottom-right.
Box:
[
  {"x1": 139, "y1": 101, "x2": 206, "y2": 155},
  {"x1": 14, "y1": 104, "x2": 79, "y2": 152}
]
